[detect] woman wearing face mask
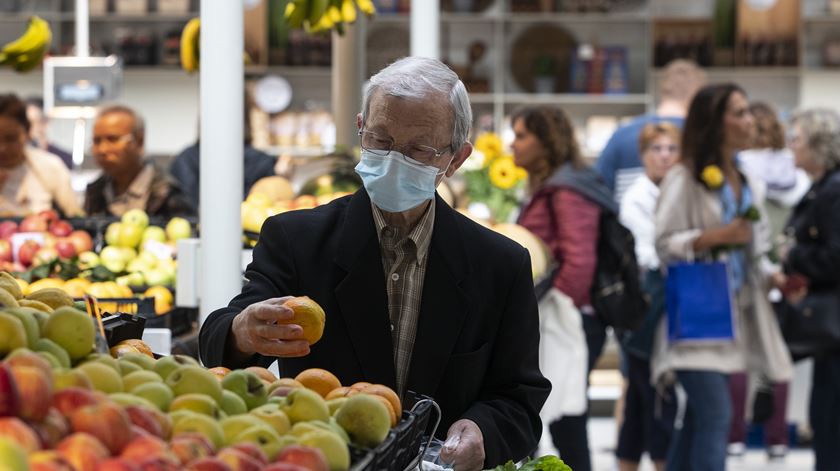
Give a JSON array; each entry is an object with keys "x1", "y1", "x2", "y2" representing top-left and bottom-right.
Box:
[
  {"x1": 512, "y1": 105, "x2": 616, "y2": 471},
  {"x1": 0, "y1": 93, "x2": 82, "y2": 217},
  {"x1": 616, "y1": 122, "x2": 680, "y2": 471},
  {"x1": 653, "y1": 83, "x2": 792, "y2": 471}
]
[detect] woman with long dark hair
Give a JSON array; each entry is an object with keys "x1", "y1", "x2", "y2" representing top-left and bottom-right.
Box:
[{"x1": 652, "y1": 83, "x2": 792, "y2": 470}]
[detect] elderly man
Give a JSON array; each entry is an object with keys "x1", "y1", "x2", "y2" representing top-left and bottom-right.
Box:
[
  {"x1": 199, "y1": 57, "x2": 550, "y2": 469},
  {"x1": 84, "y1": 105, "x2": 193, "y2": 218}
]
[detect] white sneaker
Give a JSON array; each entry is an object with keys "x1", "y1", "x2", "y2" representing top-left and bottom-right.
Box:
[
  {"x1": 768, "y1": 444, "x2": 788, "y2": 460},
  {"x1": 727, "y1": 442, "x2": 746, "y2": 457}
]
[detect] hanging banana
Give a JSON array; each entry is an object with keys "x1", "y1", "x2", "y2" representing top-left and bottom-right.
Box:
[
  {"x1": 180, "y1": 17, "x2": 201, "y2": 73},
  {"x1": 283, "y1": 0, "x2": 375, "y2": 35},
  {"x1": 0, "y1": 16, "x2": 52, "y2": 73}
]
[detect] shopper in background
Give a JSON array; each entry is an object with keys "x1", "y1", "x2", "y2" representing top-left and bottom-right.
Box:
[
  {"x1": 779, "y1": 108, "x2": 840, "y2": 471},
  {"x1": 199, "y1": 56, "x2": 550, "y2": 470},
  {"x1": 653, "y1": 83, "x2": 792, "y2": 471},
  {"x1": 84, "y1": 105, "x2": 193, "y2": 218},
  {"x1": 727, "y1": 101, "x2": 802, "y2": 461},
  {"x1": 170, "y1": 93, "x2": 276, "y2": 210},
  {"x1": 0, "y1": 93, "x2": 82, "y2": 217},
  {"x1": 616, "y1": 122, "x2": 680, "y2": 471},
  {"x1": 596, "y1": 59, "x2": 707, "y2": 204},
  {"x1": 512, "y1": 105, "x2": 615, "y2": 471},
  {"x1": 25, "y1": 97, "x2": 73, "y2": 169}
]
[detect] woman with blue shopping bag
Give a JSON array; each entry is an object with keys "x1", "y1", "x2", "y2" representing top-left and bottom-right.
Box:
[{"x1": 652, "y1": 83, "x2": 793, "y2": 471}]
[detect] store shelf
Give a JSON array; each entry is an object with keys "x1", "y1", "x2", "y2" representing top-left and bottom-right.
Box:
[
  {"x1": 369, "y1": 14, "x2": 410, "y2": 24},
  {"x1": 440, "y1": 12, "x2": 500, "y2": 23},
  {"x1": 506, "y1": 12, "x2": 650, "y2": 24},
  {"x1": 502, "y1": 93, "x2": 651, "y2": 105},
  {"x1": 244, "y1": 65, "x2": 332, "y2": 78},
  {"x1": 87, "y1": 13, "x2": 196, "y2": 22}
]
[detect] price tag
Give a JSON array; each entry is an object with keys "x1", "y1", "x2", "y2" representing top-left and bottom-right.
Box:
[{"x1": 142, "y1": 240, "x2": 174, "y2": 261}]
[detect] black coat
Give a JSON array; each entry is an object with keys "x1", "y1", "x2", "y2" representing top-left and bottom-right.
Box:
[
  {"x1": 84, "y1": 163, "x2": 194, "y2": 218},
  {"x1": 199, "y1": 189, "x2": 551, "y2": 467},
  {"x1": 785, "y1": 168, "x2": 840, "y2": 291}
]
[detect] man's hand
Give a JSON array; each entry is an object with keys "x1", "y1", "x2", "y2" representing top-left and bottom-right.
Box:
[
  {"x1": 230, "y1": 297, "x2": 311, "y2": 358},
  {"x1": 440, "y1": 419, "x2": 484, "y2": 471}
]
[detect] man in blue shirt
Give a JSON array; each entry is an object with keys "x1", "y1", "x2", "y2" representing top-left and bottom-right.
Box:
[{"x1": 596, "y1": 59, "x2": 706, "y2": 204}]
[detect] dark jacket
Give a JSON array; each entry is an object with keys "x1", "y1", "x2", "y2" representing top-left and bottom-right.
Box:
[
  {"x1": 84, "y1": 163, "x2": 194, "y2": 218},
  {"x1": 199, "y1": 190, "x2": 551, "y2": 467},
  {"x1": 785, "y1": 168, "x2": 840, "y2": 292},
  {"x1": 170, "y1": 143, "x2": 276, "y2": 210}
]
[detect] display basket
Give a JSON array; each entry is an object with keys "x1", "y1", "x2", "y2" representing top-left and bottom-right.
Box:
[{"x1": 76, "y1": 296, "x2": 195, "y2": 336}]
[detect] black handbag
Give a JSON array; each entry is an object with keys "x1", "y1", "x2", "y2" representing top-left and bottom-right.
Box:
[{"x1": 776, "y1": 290, "x2": 840, "y2": 359}]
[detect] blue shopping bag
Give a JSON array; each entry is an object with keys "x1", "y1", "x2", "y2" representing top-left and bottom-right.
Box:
[{"x1": 666, "y1": 261, "x2": 736, "y2": 342}]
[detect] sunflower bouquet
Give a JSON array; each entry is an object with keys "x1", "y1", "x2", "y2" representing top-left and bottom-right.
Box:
[{"x1": 460, "y1": 132, "x2": 528, "y2": 222}]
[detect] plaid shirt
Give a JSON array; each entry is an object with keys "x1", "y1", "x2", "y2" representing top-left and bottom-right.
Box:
[{"x1": 371, "y1": 201, "x2": 435, "y2": 397}]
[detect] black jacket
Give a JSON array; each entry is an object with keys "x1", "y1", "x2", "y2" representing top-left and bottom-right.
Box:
[
  {"x1": 199, "y1": 190, "x2": 551, "y2": 467},
  {"x1": 785, "y1": 168, "x2": 840, "y2": 291},
  {"x1": 84, "y1": 163, "x2": 194, "y2": 218}
]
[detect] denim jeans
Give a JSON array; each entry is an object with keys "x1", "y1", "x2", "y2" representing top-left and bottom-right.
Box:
[
  {"x1": 666, "y1": 371, "x2": 732, "y2": 471},
  {"x1": 811, "y1": 350, "x2": 840, "y2": 471}
]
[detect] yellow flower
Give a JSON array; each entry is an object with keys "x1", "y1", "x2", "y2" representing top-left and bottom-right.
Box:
[
  {"x1": 701, "y1": 165, "x2": 724, "y2": 190},
  {"x1": 489, "y1": 156, "x2": 519, "y2": 190},
  {"x1": 474, "y1": 132, "x2": 503, "y2": 164}
]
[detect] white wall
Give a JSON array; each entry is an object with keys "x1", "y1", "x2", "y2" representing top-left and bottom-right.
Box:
[
  {"x1": 799, "y1": 71, "x2": 840, "y2": 112},
  {"x1": 1, "y1": 69, "x2": 199, "y2": 158}
]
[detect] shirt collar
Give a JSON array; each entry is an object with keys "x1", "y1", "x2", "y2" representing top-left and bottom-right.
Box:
[
  {"x1": 104, "y1": 162, "x2": 155, "y2": 202},
  {"x1": 371, "y1": 199, "x2": 436, "y2": 266}
]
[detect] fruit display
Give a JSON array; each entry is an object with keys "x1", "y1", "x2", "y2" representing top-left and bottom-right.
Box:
[
  {"x1": 241, "y1": 192, "x2": 351, "y2": 236},
  {"x1": 0, "y1": 294, "x2": 413, "y2": 470},
  {"x1": 0, "y1": 16, "x2": 52, "y2": 73},
  {"x1": 284, "y1": 0, "x2": 376, "y2": 35}
]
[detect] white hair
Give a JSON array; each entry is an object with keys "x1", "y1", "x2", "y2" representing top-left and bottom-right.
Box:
[
  {"x1": 361, "y1": 56, "x2": 472, "y2": 153},
  {"x1": 792, "y1": 108, "x2": 840, "y2": 172}
]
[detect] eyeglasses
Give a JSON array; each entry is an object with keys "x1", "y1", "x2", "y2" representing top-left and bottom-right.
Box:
[
  {"x1": 359, "y1": 129, "x2": 453, "y2": 173},
  {"x1": 647, "y1": 144, "x2": 678, "y2": 154},
  {"x1": 92, "y1": 134, "x2": 133, "y2": 146}
]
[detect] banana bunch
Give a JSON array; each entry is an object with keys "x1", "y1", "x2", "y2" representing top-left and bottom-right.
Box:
[
  {"x1": 0, "y1": 16, "x2": 52, "y2": 73},
  {"x1": 180, "y1": 17, "x2": 201, "y2": 73},
  {"x1": 285, "y1": 0, "x2": 376, "y2": 35}
]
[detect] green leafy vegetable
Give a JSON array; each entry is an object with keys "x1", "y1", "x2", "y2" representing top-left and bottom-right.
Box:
[{"x1": 484, "y1": 455, "x2": 572, "y2": 471}]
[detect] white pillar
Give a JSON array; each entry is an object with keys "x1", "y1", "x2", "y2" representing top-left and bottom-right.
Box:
[
  {"x1": 199, "y1": 0, "x2": 243, "y2": 325},
  {"x1": 332, "y1": 21, "x2": 364, "y2": 151},
  {"x1": 410, "y1": 0, "x2": 439, "y2": 59},
  {"x1": 75, "y1": 0, "x2": 89, "y2": 57}
]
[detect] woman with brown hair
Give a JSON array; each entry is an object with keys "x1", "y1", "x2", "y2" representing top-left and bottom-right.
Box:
[{"x1": 512, "y1": 105, "x2": 616, "y2": 471}]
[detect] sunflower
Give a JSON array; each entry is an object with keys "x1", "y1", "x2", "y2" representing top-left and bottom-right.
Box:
[
  {"x1": 489, "y1": 156, "x2": 520, "y2": 190},
  {"x1": 474, "y1": 132, "x2": 503, "y2": 165},
  {"x1": 701, "y1": 165, "x2": 724, "y2": 190}
]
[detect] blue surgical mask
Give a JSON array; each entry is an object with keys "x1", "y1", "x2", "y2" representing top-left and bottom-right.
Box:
[{"x1": 355, "y1": 149, "x2": 438, "y2": 212}]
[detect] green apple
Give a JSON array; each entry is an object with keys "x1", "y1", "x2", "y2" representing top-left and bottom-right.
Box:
[
  {"x1": 0, "y1": 312, "x2": 28, "y2": 355},
  {"x1": 327, "y1": 397, "x2": 347, "y2": 416},
  {"x1": 165, "y1": 366, "x2": 223, "y2": 403},
  {"x1": 79, "y1": 353, "x2": 120, "y2": 372},
  {"x1": 105, "y1": 222, "x2": 122, "y2": 246},
  {"x1": 109, "y1": 392, "x2": 157, "y2": 409},
  {"x1": 116, "y1": 273, "x2": 145, "y2": 288},
  {"x1": 0, "y1": 437, "x2": 28, "y2": 471},
  {"x1": 42, "y1": 307, "x2": 95, "y2": 362},
  {"x1": 122, "y1": 209, "x2": 150, "y2": 230},
  {"x1": 142, "y1": 268, "x2": 171, "y2": 287},
  {"x1": 35, "y1": 351, "x2": 61, "y2": 369},
  {"x1": 230, "y1": 425, "x2": 282, "y2": 461},
  {"x1": 219, "y1": 390, "x2": 248, "y2": 416},
  {"x1": 123, "y1": 370, "x2": 164, "y2": 392},
  {"x1": 334, "y1": 394, "x2": 391, "y2": 448},
  {"x1": 131, "y1": 382, "x2": 174, "y2": 412},
  {"x1": 220, "y1": 415, "x2": 265, "y2": 445},
  {"x1": 52, "y1": 368, "x2": 93, "y2": 391},
  {"x1": 118, "y1": 359, "x2": 142, "y2": 376},
  {"x1": 30, "y1": 310, "x2": 49, "y2": 332},
  {"x1": 34, "y1": 338, "x2": 71, "y2": 369},
  {"x1": 99, "y1": 246, "x2": 126, "y2": 273},
  {"x1": 2, "y1": 308, "x2": 39, "y2": 348},
  {"x1": 76, "y1": 362, "x2": 123, "y2": 393},
  {"x1": 171, "y1": 411, "x2": 225, "y2": 449},
  {"x1": 78, "y1": 251, "x2": 100, "y2": 270},
  {"x1": 169, "y1": 393, "x2": 223, "y2": 419},
  {"x1": 221, "y1": 370, "x2": 268, "y2": 411},
  {"x1": 117, "y1": 223, "x2": 144, "y2": 249},
  {"x1": 165, "y1": 217, "x2": 192, "y2": 241},
  {"x1": 281, "y1": 387, "x2": 330, "y2": 424},
  {"x1": 249, "y1": 406, "x2": 291, "y2": 436},
  {"x1": 290, "y1": 421, "x2": 321, "y2": 438},
  {"x1": 299, "y1": 429, "x2": 351, "y2": 471},
  {"x1": 153, "y1": 354, "x2": 199, "y2": 381},
  {"x1": 120, "y1": 352, "x2": 156, "y2": 371},
  {"x1": 328, "y1": 416, "x2": 351, "y2": 443},
  {"x1": 142, "y1": 226, "x2": 167, "y2": 245}
]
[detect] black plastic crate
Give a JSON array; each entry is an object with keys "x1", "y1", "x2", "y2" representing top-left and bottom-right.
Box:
[{"x1": 138, "y1": 307, "x2": 196, "y2": 336}]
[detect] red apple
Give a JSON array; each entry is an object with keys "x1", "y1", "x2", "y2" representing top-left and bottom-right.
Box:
[
  {"x1": 123, "y1": 406, "x2": 164, "y2": 439},
  {"x1": 38, "y1": 210, "x2": 59, "y2": 225},
  {"x1": 70, "y1": 402, "x2": 133, "y2": 455},
  {"x1": 0, "y1": 363, "x2": 20, "y2": 417},
  {"x1": 6, "y1": 349, "x2": 53, "y2": 378},
  {"x1": 56, "y1": 432, "x2": 110, "y2": 471},
  {"x1": 49, "y1": 220, "x2": 73, "y2": 237},
  {"x1": 184, "y1": 458, "x2": 233, "y2": 471},
  {"x1": 0, "y1": 239, "x2": 12, "y2": 262},
  {"x1": 29, "y1": 450, "x2": 76, "y2": 471},
  {"x1": 18, "y1": 239, "x2": 41, "y2": 266},
  {"x1": 0, "y1": 220, "x2": 18, "y2": 239},
  {"x1": 33, "y1": 247, "x2": 59, "y2": 266},
  {"x1": 55, "y1": 239, "x2": 78, "y2": 259},
  {"x1": 0, "y1": 417, "x2": 41, "y2": 453},
  {"x1": 275, "y1": 445, "x2": 329, "y2": 471},
  {"x1": 10, "y1": 365, "x2": 52, "y2": 421},
  {"x1": 20, "y1": 215, "x2": 48, "y2": 233},
  {"x1": 216, "y1": 447, "x2": 263, "y2": 471},
  {"x1": 229, "y1": 443, "x2": 268, "y2": 465},
  {"x1": 136, "y1": 456, "x2": 181, "y2": 471},
  {"x1": 168, "y1": 432, "x2": 215, "y2": 465},
  {"x1": 262, "y1": 464, "x2": 309, "y2": 471},
  {"x1": 68, "y1": 230, "x2": 94, "y2": 253},
  {"x1": 28, "y1": 407, "x2": 70, "y2": 449},
  {"x1": 119, "y1": 434, "x2": 172, "y2": 463},
  {"x1": 52, "y1": 388, "x2": 103, "y2": 418},
  {"x1": 95, "y1": 458, "x2": 142, "y2": 471}
]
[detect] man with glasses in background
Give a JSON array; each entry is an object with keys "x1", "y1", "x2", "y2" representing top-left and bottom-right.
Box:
[
  {"x1": 200, "y1": 56, "x2": 550, "y2": 471},
  {"x1": 84, "y1": 105, "x2": 193, "y2": 218}
]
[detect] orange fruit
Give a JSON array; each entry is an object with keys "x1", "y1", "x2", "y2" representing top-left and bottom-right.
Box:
[
  {"x1": 207, "y1": 367, "x2": 231, "y2": 381},
  {"x1": 280, "y1": 296, "x2": 326, "y2": 345},
  {"x1": 362, "y1": 384, "x2": 402, "y2": 418},
  {"x1": 325, "y1": 386, "x2": 353, "y2": 400},
  {"x1": 294, "y1": 368, "x2": 341, "y2": 398},
  {"x1": 119, "y1": 339, "x2": 155, "y2": 358},
  {"x1": 349, "y1": 381, "x2": 371, "y2": 392},
  {"x1": 246, "y1": 366, "x2": 277, "y2": 384},
  {"x1": 144, "y1": 286, "x2": 173, "y2": 315}
]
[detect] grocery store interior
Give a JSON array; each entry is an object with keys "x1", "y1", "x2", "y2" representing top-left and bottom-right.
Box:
[{"x1": 1, "y1": 0, "x2": 840, "y2": 470}]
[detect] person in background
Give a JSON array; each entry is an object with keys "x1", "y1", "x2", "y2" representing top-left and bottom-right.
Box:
[
  {"x1": 778, "y1": 108, "x2": 840, "y2": 471},
  {"x1": 596, "y1": 59, "x2": 706, "y2": 204},
  {"x1": 170, "y1": 93, "x2": 276, "y2": 210},
  {"x1": 727, "y1": 101, "x2": 802, "y2": 461},
  {"x1": 25, "y1": 97, "x2": 73, "y2": 169},
  {"x1": 513, "y1": 105, "x2": 616, "y2": 471},
  {"x1": 84, "y1": 105, "x2": 193, "y2": 218},
  {"x1": 0, "y1": 93, "x2": 81, "y2": 217},
  {"x1": 616, "y1": 122, "x2": 680, "y2": 471},
  {"x1": 653, "y1": 83, "x2": 792, "y2": 471},
  {"x1": 199, "y1": 57, "x2": 550, "y2": 470}
]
